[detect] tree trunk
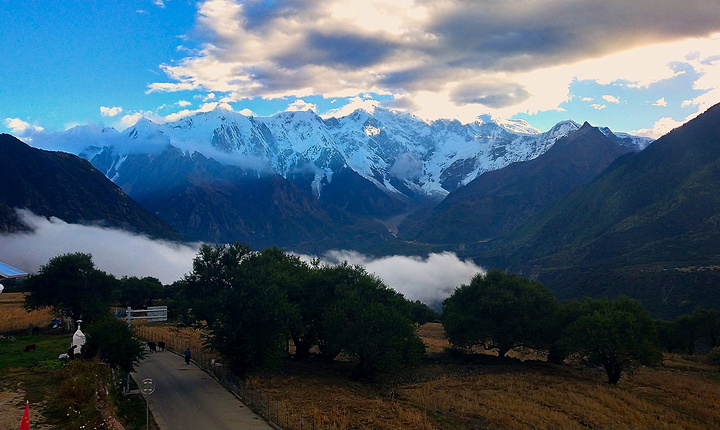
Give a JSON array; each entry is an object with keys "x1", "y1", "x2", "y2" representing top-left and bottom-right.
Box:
[{"x1": 601, "y1": 355, "x2": 623, "y2": 384}]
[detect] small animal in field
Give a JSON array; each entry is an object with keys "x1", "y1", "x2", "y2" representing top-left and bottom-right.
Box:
[
  {"x1": 24, "y1": 344, "x2": 36, "y2": 352},
  {"x1": 148, "y1": 341, "x2": 156, "y2": 353},
  {"x1": 157, "y1": 341, "x2": 165, "y2": 351}
]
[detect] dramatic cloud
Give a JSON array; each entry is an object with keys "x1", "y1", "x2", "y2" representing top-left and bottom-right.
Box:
[
  {"x1": 0, "y1": 211, "x2": 200, "y2": 284},
  {"x1": 0, "y1": 211, "x2": 484, "y2": 305},
  {"x1": 147, "y1": 0, "x2": 720, "y2": 123},
  {"x1": 301, "y1": 250, "x2": 485, "y2": 305}
]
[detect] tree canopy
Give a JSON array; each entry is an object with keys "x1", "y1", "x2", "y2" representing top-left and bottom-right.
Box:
[
  {"x1": 560, "y1": 296, "x2": 662, "y2": 384},
  {"x1": 24, "y1": 252, "x2": 115, "y2": 325},
  {"x1": 179, "y1": 244, "x2": 295, "y2": 376},
  {"x1": 178, "y1": 244, "x2": 425, "y2": 379},
  {"x1": 320, "y1": 264, "x2": 426, "y2": 378},
  {"x1": 84, "y1": 316, "x2": 146, "y2": 373},
  {"x1": 442, "y1": 269, "x2": 557, "y2": 359}
]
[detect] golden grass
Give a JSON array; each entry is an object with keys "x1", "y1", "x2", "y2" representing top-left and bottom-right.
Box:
[
  {"x1": 0, "y1": 292, "x2": 54, "y2": 333},
  {"x1": 398, "y1": 366, "x2": 720, "y2": 430},
  {"x1": 130, "y1": 322, "x2": 720, "y2": 430},
  {"x1": 252, "y1": 373, "x2": 437, "y2": 430}
]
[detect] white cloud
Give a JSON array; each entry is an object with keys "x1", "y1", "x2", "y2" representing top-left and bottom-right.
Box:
[
  {"x1": 285, "y1": 99, "x2": 317, "y2": 113},
  {"x1": 100, "y1": 106, "x2": 123, "y2": 117},
  {"x1": 299, "y1": 250, "x2": 484, "y2": 305},
  {"x1": 178, "y1": 100, "x2": 192, "y2": 107},
  {"x1": 320, "y1": 96, "x2": 381, "y2": 119},
  {"x1": 602, "y1": 95, "x2": 621, "y2": 104},
  {"x1": 4, "y1": 118, "x2": 44, "y2": 134},
  {"x1": 237, "y1": 108, "x2": 256, "y2": 116},
  {"x1": 591, "y1": 104, "x2": 607, "y2": 110},
  {"x1": 146, "y1": 0, "x2": 720, "y2": 125},
  {"x1": 0, "y1": 210, "x2": 200, "y2": 284},
  {"x1": 634, "y1": 116, "x2": 686, "y2": 138},
  {"x1": 653, "y1": 97, "x2": 668, "y2": 107}
]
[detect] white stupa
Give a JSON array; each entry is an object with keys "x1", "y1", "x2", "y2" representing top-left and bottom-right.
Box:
[{"x1": 72, "y1": 320, "x2": 86, "y2": 353}]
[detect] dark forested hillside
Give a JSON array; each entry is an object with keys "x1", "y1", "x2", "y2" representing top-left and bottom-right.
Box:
[
  {"x1": 0, "y1": 134, "x2": 180, "y2": 240},
  {"x1": 95, "y1": 147, "x2": 392, "y2": 252},
  {"x1": 400, "y1": 123, "x2": 639, "y2": 243},
  {"x1": 480, "y1": 103, "x2": 720, "y2": 318}
]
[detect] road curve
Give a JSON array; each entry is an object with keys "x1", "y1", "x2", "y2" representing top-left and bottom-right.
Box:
[{"x1": 132, "y1": 350, "x2": 273, "y2": 430}]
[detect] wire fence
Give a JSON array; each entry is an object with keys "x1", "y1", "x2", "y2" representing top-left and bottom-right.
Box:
[{"x1": 133, "y1": 325, "x2": 332, "y2": 430}]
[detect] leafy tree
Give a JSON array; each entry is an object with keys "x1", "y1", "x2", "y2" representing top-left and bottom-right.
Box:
[
  {"x1": 709, "y1": 346, "x2": 720, "y2": 371},
  {"x1": 321, "y1": 265, "x2": 425, "y2": 379},
  {"x1": 655, "y1": 319, "x2": 688, "y2": 353},
  {"x1": 115, "y1": 276, "x2": 164, "y2": 309},
  {"x1": 547, "y1": 300, "x2": 587, "y2": 364},
  {"x1": 674, "y1": 311, "x2": 705, "y2": 355},
  {"x1": 442, "y1": 269, "x2": 558, "y2": 359},
  {"x1": 24, "y1": 252, "x2": 116, "y2": 325},
  {"x1": 84, "y1": 316, "x2": 146, "y2": 373},
  {"x1": 692, "y1": 308, "x2": 720, "y2": 347},
  {"x1": 408, "y1": 300, "x2": 440, "y2": 325},
  {"x1": 180, "y1": 244, "x2": 295, "y2": 377},
  {"x1": 561, "y1": 296, "x2": 662, "y2": 384}
]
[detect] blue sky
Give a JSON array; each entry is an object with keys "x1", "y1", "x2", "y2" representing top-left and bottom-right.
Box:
[{"x1": 2, "y1": 0, "x2": 720, "y2": 139}]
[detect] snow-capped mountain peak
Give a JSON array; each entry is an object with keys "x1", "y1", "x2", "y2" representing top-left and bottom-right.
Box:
[{"x1": 46, "y1": 108, "x2": 651, "y2": 202}]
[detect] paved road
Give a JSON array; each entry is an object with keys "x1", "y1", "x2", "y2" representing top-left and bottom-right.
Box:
[{"x1": 132, "y1": 350, "x2": 273, "y2": 430}]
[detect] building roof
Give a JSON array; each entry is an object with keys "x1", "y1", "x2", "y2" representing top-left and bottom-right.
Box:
[{"x1": 0, "y1": 261, "x2": 28, "y2": 279}]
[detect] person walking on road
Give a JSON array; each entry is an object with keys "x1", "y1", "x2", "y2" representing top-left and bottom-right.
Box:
[{"x1": 184, "y1": 347, "x2": 191, "y2": 365}]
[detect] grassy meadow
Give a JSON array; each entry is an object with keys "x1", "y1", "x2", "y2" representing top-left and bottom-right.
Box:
[
  {"x1": 0, "y1": 295, "x2": 150, "y2": 430},
  {"x1": 132, "y1": 321, "x2": 720, "y2": 430},
  {"x1": 3, "y1": 294, "x2": 720, "y2": 430},
  {"x1": 0, "y1": 292, "x2": 54, "y2": 333}
]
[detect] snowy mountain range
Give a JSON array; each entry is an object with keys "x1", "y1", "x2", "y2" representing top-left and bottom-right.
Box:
[
  {"x1": 41, "y1": 106, "x2": 651, "y2": 203},
  {"x1": 28, "y1": 107, "x2": 652, "y2": 250}
]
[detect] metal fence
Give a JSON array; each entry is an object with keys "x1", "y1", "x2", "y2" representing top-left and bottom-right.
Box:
[{"x1": 134, "y1": 326, "x2": 330, "y2": 430}]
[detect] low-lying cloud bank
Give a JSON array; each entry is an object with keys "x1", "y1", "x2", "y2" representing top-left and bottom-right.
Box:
[
  {"x1": 1, "y1": 210, "x2": 483, "y2": 305},
  {"x1": 0, "y1": 211, "x2": 200, "y2": 284},
  {"x1": 300, "y1": 250, "x2": 485, "y2": 305}
]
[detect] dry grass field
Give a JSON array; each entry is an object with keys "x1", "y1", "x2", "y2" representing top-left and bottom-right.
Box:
[
  {"x1": 4, "y1": 293, "x2": 720, "y2": 430},
  {"x1": 0, "y1": 292, "x2": 53, "y2": 333},
  {"x1": 135, "y1": 321, "x2": 720, "y2": 430}
]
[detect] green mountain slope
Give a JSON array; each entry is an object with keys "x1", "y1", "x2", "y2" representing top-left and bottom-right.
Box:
[
  {"x1": 400, "y1": 123, "x2": 638, "y2": 244},
  {"x1": 482, "y1": 103, "x2": 720, "y2": 317},
  {"x1": 0, "y1": 134, "x2": 180, "y2": 240}
]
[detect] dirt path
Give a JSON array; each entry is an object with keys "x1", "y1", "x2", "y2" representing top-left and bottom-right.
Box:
[{"x1": 132, "y1": 350, "x2": 273, "y2": 430}]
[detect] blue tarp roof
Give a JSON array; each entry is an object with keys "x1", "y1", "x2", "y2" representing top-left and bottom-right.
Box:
[{"x1": 0, "y1": 261, "x2": 27, "y2": 279}]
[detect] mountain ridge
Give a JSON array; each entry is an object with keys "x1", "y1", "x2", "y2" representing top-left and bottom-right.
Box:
[
  {"x1": 398, "y1": 122, "x2": 642, "y2": 244},
  {"x1": 0, "y1": 133, "x2": 180, "y2": 240},
  {"x1": 477, "y1": 103, "x2": 720, "y2": 317}
]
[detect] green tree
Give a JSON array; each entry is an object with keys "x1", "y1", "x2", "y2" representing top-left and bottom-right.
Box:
[
  {"x1": 675, "y1": 312, "x2": 704, "y2": 355},
  {"x1": 115, "y1": 276, "x2": 164, "y2": 309},
  {"x1": 441, "y1": 269, "x2": 558, "y2": 359},
  {"x1": 655, "y1": 319, "x2": 688, "y2": 353},
  {"x1": 321, "y1": 265, "x2": 425, "y2": 379},
  {"x1": 408, "y1": 300, "x2": 440, "y2": 325},
  {"x1": 692, "y1": 308, "x2": 720, "y2": 347},
  {"x1": 84, "y1": 316, "x2": 146, "y2": 373},
  {"x1": 561, "y1": 297, "x2": 662, "y2": 384},
  {"x1": 24, "y1": 252, "x2": 116, "y2": 325},
  {"x1": 180, "y1": 244, "x2": 295, "y2": 377}
]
